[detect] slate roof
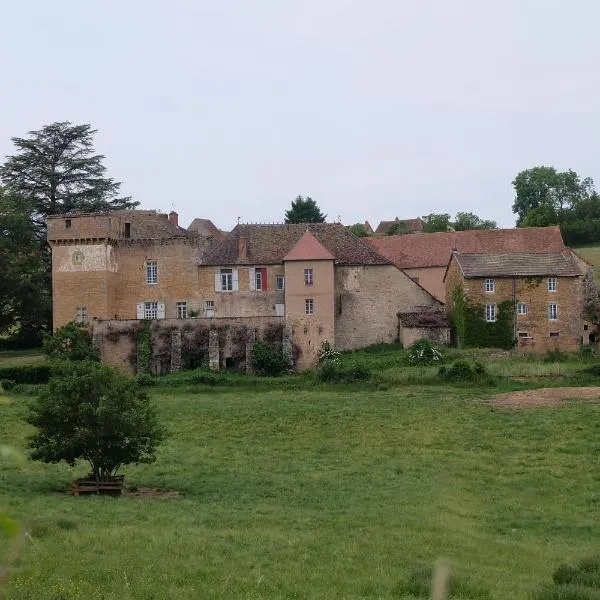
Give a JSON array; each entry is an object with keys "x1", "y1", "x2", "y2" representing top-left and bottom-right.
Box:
[
  {"x1": 375, "y1": 217, "x2": 424, "y2": 235},
  {"x1": 201, "y1": 223, "x2": 391, "y2": 266},
  {"x1": 283, "y1": 231, "x2": 335, "y2": 261},
  {"x1": 452, "y1": 252, "x2": 581, "y2": 278},
  {"x1": 367, "y1": 226, "x2": 565, "y2": 269},
  {"x1": 398, "y1": 311, "x2": 450, "y2": 328}
]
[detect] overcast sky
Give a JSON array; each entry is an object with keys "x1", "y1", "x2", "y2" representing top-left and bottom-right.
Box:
[{"x1": 2, "y1": 0, "x2": 600, "y2": 230}]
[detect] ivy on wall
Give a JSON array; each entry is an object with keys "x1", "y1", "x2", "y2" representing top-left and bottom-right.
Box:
[
  {"x1": 136, "y1": 320, "x2": 153, "y2": 373},
  {"x1": 451, "y1": 286, "x2": 515, "y2": 350}
]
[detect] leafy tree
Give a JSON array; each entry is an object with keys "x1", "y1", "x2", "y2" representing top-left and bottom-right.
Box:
[
  {"x1": 28, "y1": 361, "x2": 164, "y2": 481},
  {"x1": 422, "y1": 213, "x2": 451, "y2": 233},
  {"x1": 0, "y1": 187, "x2": 50, "y2": 344},
  {"x1": 453, "y1": 212, "x2": 497, "y2": 231},
  {"x1": 347, "y1": 223, "x2": 369, "y2": 237},
  {"x1": 42, "y1": 322, "x2": 99, "y2": 362},
  {"x1": 251, "y1": 341, "x2": 288, "y2": 376},
  {"x1": 0, "y1": 121, "x2": 137, "y2": 234},
  {"x1": 512, "y1": 166, "x2": 594, "y2": 226},
  {"x1": 284, "y1": 195, "x2": 326, "y2": 223},
  {"x1": 386, "y1": 221, "x2": 409, "y2": 235}
]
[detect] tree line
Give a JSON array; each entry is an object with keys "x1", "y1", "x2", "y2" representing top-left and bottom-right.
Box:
[{"x1": 1, "y1": 120, "x2": 598, "y2": 347}]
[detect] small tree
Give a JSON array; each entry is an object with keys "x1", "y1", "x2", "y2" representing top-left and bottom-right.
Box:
[
  {"x1": 284, "y1": 195, "x2": 326, "y2": 223},
  {"x1": 28, "y1": 361, "x2": 164, "y2": 481},
  {"x1": 43, "y1": 321, "x2": 99, "y2": 362},
  {"x1": 251, "y1": 340, "x2": 288, "y2": 376}
]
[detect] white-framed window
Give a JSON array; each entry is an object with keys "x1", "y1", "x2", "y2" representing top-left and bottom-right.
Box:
[
  {"x1": 549, "y1": 302, "x2": 558, "y2": 320},
  {"x1": 276, "y1": 275, "x2": 285, "y2": 291},
  {"x1": 485, "y1": 304, "x2": 496, "y2": 322},
  {"x1": 144, "y1": 302, "x2": 158, "y2": 319},
  {"x1": 221, "y1": 268, "x2": 233, "y2": 291},
  {"x1": 548, "y1": 277, "x2": 557, "y2": 292},
  {"x1": 176, "y1": 302, "x2": 187, "y2": 319},
  {"x1": 75, "y1": 306, "x2": 88, "y2": 324},
  {"x1": 205, "y1": 299, "x2": 215, "y2": 317},
  {"x1": 255, "y1": 269, "x2": 263, "y2": 290},
  {"x1": 146, "y1": 261, "x2": 158, "y2": 284},
  {"x1": 485, "y1": 278, "x2": 495, "y2": 293},
  {"x1": 305, "y1": 298, "x2": 314, "y2": 315},
  {"x1": 304, "y1": 268, "x2": 313, "y2": 285},
  {"x1": 517, "y1": 302, "x2": 527, "y2": 315}
]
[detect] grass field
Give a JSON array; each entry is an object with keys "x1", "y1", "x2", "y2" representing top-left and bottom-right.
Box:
[
  {"x1": 0, "y1": 350, "x2": 45, "y2": 369},
  {"x1": 574, "y1": 244, "x2": 600, "y2": 283},
  {"x1": 2, "y1": 377, "x2": 600, "y2": 599}
]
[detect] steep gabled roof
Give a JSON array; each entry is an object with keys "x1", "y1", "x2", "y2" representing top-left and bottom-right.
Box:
[
  {"x1": 375, "y1": 217, "x2": 424, "y2": 235},
  {"x1": 367, "y1": 226, "x2": 565, "y2": 269},
  {"x1": 284, "y1": 231, "x2": 335, "y2": 261},
  {"x1": 187, "y1": 218, "x2": 227, "y2": 240},
  {"x1": 451, "y1": 251, "x2": 581, "y2": 278},
  {"x1": 201, "y1": 223, "x2": 391, "y2": 266}
]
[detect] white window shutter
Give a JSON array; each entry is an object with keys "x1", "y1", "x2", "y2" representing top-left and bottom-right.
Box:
[
  {"x1": 232, "y1": 269, "x2": 239, "y2": 291},
  {"x1": 214, "y1": 271, "x2": 221, "y2": 292},
  {"x1": 136, "y1": 303, "x2": 144, "y2": 319},
  {"x1": 157, "y1": 303, "x2": 165, "y2": 319},
  {"x1": 249, "y1": 268, "x2": 255, "y2": 291}
]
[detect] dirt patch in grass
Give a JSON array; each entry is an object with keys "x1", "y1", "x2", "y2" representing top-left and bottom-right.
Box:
[{"x1": 490, "y1": 386, "x2": 600, "y2": 408}]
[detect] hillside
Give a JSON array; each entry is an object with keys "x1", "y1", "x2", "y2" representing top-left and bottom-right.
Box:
[{"x1": 574, "y1": 245, "x2": 600, "y2": 283}]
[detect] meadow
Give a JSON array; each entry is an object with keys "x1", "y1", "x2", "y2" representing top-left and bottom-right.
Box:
[
  {"x1": 574, "y1": 244, "x2": 600, "y2": 283},
  {"x1": 2, "y1": 346, "x2": 600, "y2": 598}
]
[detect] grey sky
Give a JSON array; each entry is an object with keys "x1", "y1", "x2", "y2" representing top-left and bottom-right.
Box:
[{"x1": 2, "y1": 0, "x2": 600, "y2": 230}]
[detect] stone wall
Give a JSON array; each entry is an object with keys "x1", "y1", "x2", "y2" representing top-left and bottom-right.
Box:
[
  {"x1": 402, "y1": 266, "x2": 447, "y2": 302},
  {"x1": 399, "y1": 326, "x2": 451, "y2": 348},
  {"x1": 334, "y1": 265, "x2": 441, "y2": 350}
]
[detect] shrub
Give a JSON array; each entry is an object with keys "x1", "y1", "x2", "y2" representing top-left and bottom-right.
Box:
[
  {"x1": 407, "y1": 339, "x2": 443, "y2": 366},
  {"x1": 251, "y1": 341, "x2": 288, "y2": 377},
  {"x1": 544, "y1": 349, "x2": 568, "y2": 363},
  {"x1": 439, "y1": 360, "x2": 489, "y2": 382},
  {"x1": 583, "y1": 363, "x2": 600, "y2": 376},
  {"x1": 188, "y1": 372, "x2": 220, "y2": 386},
  {"x1": 317, "y1": 341, "x2": 341, "y2": 365},
  {"x1": 27, "y1": 361, "x2": 164, "y2": 481},
  {"x1": 136, "y1": 373, "x2": 155, "y2": 387},
  {"x1": 532, "y1": 555, "x2": 600, "y2": 599},
  {"x1": 316, "y1": 360, "x2": 344, "y2": 383},
  {"x1": 347, "y1": 359, "x2": 370, "y2": 381},
  {"x1": 0, "y1": 365, "x2": 52, "y2": 384},
  {"x1": 43, "y1": 322, "x2": 99, "y2": 362},
  {"x1": 1, "y1": 379, "x2": 16, "y2": 391}
]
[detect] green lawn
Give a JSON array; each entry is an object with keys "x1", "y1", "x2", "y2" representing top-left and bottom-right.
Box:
[
  {"x1": 2, "y1": 383, "x2": 600, "y2": 599},
  {"x1": 574, "y1": 244, "x2": 600, "y2": 283},
  {"x1": 0, "y1": 350, "x2": 45, "y2": 369}
]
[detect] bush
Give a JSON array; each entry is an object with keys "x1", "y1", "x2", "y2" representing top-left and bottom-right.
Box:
[
  {"x1": 0, "y1": 365, "x2": 52, "y2": 384},
  {"x1": 583, "y1": 363, "x2": 600, "y2": 376},
  {"x1": 544, "y1": 349, "x2": 569, "y2": 363},
  {"x1": 439, "y1": 360, "x2": 489, "y2": 382},
  {"x1": 43, "y1": 322, "x2": 99, "y2": 362},
  {"x1": 407, "y1": 339, "x2": 443, "y2": 366},
  {"x1": 27, "y1": 361, "x2": 164, "y2": 481},
  {"x1": 136, "y1": 373, "x2": 155, "y2": 387},
  {"x1": 1, "y1": 379, "x2": 16, "y2": 391},
  {"x1": 532, "y1": 555, "x2": 600, "y2": 599},
  {"x1": 251, "y1": 341, "x2": 288, "y2": 377},
  {"x1": 315, "y1": 360, "x2": 372, "y2": 383},
  {"x1": 317, "y1": 341, "x2": 341, "y2": 365}
]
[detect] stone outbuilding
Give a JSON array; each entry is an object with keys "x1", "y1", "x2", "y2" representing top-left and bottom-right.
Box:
[{"x1": 398, "y1": 311, "x2": 451, "y2": 348}]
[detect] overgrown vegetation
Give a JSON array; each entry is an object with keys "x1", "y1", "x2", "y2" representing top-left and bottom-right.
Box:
[
  {"x1": 251, "y1": 340, "x2": 288, "y2": 376},
  {"x1": 532, "y1": 556, "x2": 600, "y2": 599},
  {"x1": 42, "y1": 321, "x2": 98, "y2": 362},
  {"x1": 407, "y1": 338, "x2": 443, "y2": 365}
]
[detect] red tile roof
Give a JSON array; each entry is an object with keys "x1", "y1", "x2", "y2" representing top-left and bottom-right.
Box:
[
  {"x1": 284, "y1": 231, "x2": 335, "y2": 261},
  {"x1": 367, "y1": 226, "x2": 565, "y2": 268},
  {"x1": 375, "y1": 217, "x2": 424, "y2": 234}
]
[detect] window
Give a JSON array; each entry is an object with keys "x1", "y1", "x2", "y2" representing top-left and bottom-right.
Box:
[
  {"x1": 65, "y1": 219, "x2": 72, "y2": 229},
  {"x1": 176, "y1": 302, "x2": 187, "y2": 319},
  {"x1": 550, "y1": 331, "x2": 560, "y2": 338},
  {"x1": 255, "y1": 270, "x2": 263, "y2": 290},
  {"x1": 124, "y1": 222, "x2": 131, "y2": 238},
  {"x1": 276, "y1": 275, "x2": 285, "y2": 291},
  {"x1": 548, "y1": 277, "x2": 557, "y2": 292},
  {"x1": 517, "y1": 303, "x2": 527, "y2": 315},
  {"x1": 485, "y1": 304, "x2": 496, "y2": 322},
  {"x1": 144, "y1": 302, "x2": 158, "y2": 319},
  {"x1": 549, "y1": 302, "x2": 558, "y2": 320},
  {"x1": 221, "y1": 268, "x2": 233, "y2": 291},
  {"x1": 75, "y1": 306, "x2": 88, "y2": 323},
  {"x1": 205, "y1": 300, "x2": 215, "y2": 317},
  {"x1": 305, "y1": 298, "x2": 314, "y2": 315},
  {"x1": 304, "y1": 268, "x2": 313, "y2": 285},
  {"x1": 146, "y1": 261, "x2": 158, "y2": 284},
  {"x1": 518, "y1": 331, "x2": 529, "y2": 338},
  {"x1": 485, "y1": 279, "x2": 495, "y2": 293}
]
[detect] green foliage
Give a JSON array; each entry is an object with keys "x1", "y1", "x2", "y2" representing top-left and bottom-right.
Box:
[
  {"x1": 532, "y1": 556, "x2": 600, "y2": 599},
  {"x1": 251, "y1": 340, "x2": 288, "y2": 376},
  {"x1": 438, "y1": 360, "x2": 488, "y2": 382},
  {"x1": 407, "y1": 339, "x2": 443, "y2": 365},
  {"x1": 583, "y1": 363, "x2": 600, "y2": 376},
  {"x1": 43, "y1": 321, "x2": 99, "y2": 362},
  {"x1": 386, "y1": 221, "x2": 409, "y2": 235},
  {"x1": 315, "y1": 358, "x2": 371, "y2": 383},
  {"x1": 453, "y1": 211, "x2": 498, "y2": 231},
  {"x1": 450, "y1": 286, "x2": 515, "y2": 349},
  {"x1": 0, "y1": 364, "x2": 52, "y2": 384},
  {"x1": 544, "y1": 349, "x2": 569, "y2": 363},
  {"x1": 27, "y1": 360, "x2": 164, "y2": 481},
  {"x1": 0, "y1": 379, "x2": 16, "y2": 391},
  {"x1": 422, "y1": 212, "x2": 451, "y2": 232},
  {"x1": 136, "y1": 321, "x2": 153, "y2": 373},
  {"x1": 347, "y1": 223, "x2": 370, "y2": 237},
  {"x1": 284, "y1": 195, "x2": 326, "y2": 223},
  {"x1": 317, "y1": 340, "x2": 341, "y2": 365},
  {"x1": 136, "y1": 373, "x2": 155, "y2": 387}
]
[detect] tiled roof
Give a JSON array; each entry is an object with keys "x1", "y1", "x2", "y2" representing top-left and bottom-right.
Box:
[
  {"x1": 187, "y1": 218, "x2": 226, "y2": 240},
  {"x1": 367, "y1": 226, "x2": 565, "y2": 268},
  {"x1": 398, "y1": 311, "x2": 450, "y2": 328},
  {"x1": 284, "y1": 231, "x2": 335, "y2": 261},
  {"x1": 453, "y1": 252, "x2": 581, "y2": 277},
  {"x1": 201, "y1": 223, "x2": 391, "y2": 266},
  {"x1": 375, "y1": 217, "x2": 424, "y2": 234}
]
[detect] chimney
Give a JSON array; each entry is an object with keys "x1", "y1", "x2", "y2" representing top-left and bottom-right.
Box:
[
  {"x1": 238, "y1": 237, "x2": 247, "y2": 260},
  {"x1": 168, "y1": 211, "x2": 179, "y2": 227}
]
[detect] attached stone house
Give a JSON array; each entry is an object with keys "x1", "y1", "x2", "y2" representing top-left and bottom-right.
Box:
[
  {"x1": 444, "y1": 251, "x2": 586, "y2": 352},
  {"x1": 199, "y1": 223, "x2": 442, "y2": 368},
  {"x1": 367, "y1": 226, "x2": 566, "y2": 302},
  {"x1": 48, "y1": 211, "x2": 442, "y2": 371}
]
